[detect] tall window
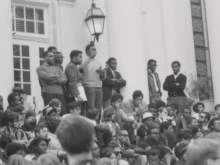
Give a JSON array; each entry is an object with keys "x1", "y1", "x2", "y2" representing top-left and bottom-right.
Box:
[
  {"x1": 39, "y1": 47, "x2": 45, "y2": 65},
  {"x1": 12, "y1": 5, "x2": 45, "y2": 35},
  {"x1": 13, "y1": 44, "x2": 31, "y2": 95}
]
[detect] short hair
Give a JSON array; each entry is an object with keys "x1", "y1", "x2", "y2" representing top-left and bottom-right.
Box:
[
  {"x1": 5, "y1": 154, "x2": 25, "y2": 165},
  {"x1": 34, "y1": 123, "x2": 47, "y2": 135},
  {"x1": 171, "y1": 61, "x2": 181, "y2": 67},
  {"x1": 159, "y1": 122, "x2": 171, "y2": 133},
  {"x1": 148, "y1": 104, "x2": 156, "y2": 109},
  {"x1": 132, "y1": 90, "x2": 143, "y2": 100},
  {"x1": 37, "y1": 153, "x2": 60, "y2": 165},
  {"x1": 189, "y1": 125, "x2": 199, "y2": 136},
  {"x1": 156, "y1": 101, "x2": 166, "y2": 110},
  {"x1": 0, "y1": 133, "x2": 16, "y2": 150},
  {"x1": 181, "y1": 129, "x2": 193, "y2": 140},
  {"x1": 49, "y1": 98, "x2": 61, "y2": 108},
  {"x1": 174, "y1": 142, "x2": 188, "y2": 159},
  {"x1": 193, "y1": 102, "x2": 205, "y2": 113},
  {"x1": 85, "y1": 41, "x2": 94, "y2": 54},
  {"x1": 47, "y1": 46, "x2": 57, "y2": 51},
  {"x1": 87, "y1": 108, "x2": 99, "y2": 120},
  {"x1": 111, "y1": 94, "x2": 123, "y2": 103},
  {"x1": 116, "y1": 128, "x2": 127, "y2": 136},
  {"x1": 147, "y1": 127, "x2": 158, "y2": 136},
  {"x1": 186, "y1": 139, "x2": 220, "y2": 165},
  {"x1": 208, "y1": 117, "x2": 220, "y2": 129},
  {"x1": 47, "y1": 119, "x2": 61, "y2": 134},
  {"x1": 6, "y1": 142, "x2": 24, "y2": 157},
  {"x1": 56, "y1": 116, "x2": 94, "y2": 155},
  {"x1": 70, "y1": 50, "x2": 82, "y2": 60},
  {"x1": 43, "y1": 51, "x2": 53, "y2": 58},
  {"x1": 7, "y1": 93, "x2": 17, "y2": 106},
  {"x1": 166, "y1": 104, "x2": 175, "y2": 110},
  {"x1": 4, "y1": 111, "x2": 19, "y2": 125},
  {"x1": 147, "y1": 59, "x2": 156, "y2": 65},
  {"x1": 102, "y1": 108, "x2": 115, "y2": 122},
  {"x1": 202, "y1": 112, "x2": 211, "y2": 121},
  {"x1": 146, "y1": 148, "x2": 160, "y2": 158},
  {"x1": 158, "y1": 107, "x2": 166, "y2": 113},
  {"x1": 215, "y1": 104, "x2": 220, "y2": 111},
  {"x1": 68, "y1": 101, "x2": 81, "y2": 110},
  {"x1": 159, "y1": 147, "x2": 171, "y2": 159},
  {"x1": 182, "y1": 106, "x2": 191, "y2": 113},
  {"x1": 106, "y1": 57, "x2": 116, "y2": 65}
]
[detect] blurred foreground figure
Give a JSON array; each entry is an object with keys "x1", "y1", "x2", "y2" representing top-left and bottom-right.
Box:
[{"x1": 186, "y1": 138, "x2": 220, "y2": 165}]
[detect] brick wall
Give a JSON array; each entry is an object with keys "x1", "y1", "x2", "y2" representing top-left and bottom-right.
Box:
[{"x1": 190, "y1": 0, "x2": 212, "y2": 100}]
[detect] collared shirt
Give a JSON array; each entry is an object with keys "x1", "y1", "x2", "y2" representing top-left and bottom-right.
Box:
[
  {"x1": 148, "y1": 69, "x2": 159, "y2": 92},
  {"x1": 109, "y1": 68, "x2": 116, "y2": 78},
  {"x1": 174, "y1": 72, "x2": 181, "y2": 79}
]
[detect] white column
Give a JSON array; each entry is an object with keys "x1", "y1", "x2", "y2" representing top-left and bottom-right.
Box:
[
  {"x1": 205, "y1": 0, "x2": 220, "y2": 104},
  {"x1": 0, "y1": 0, "x2": 13, "y2": 109},
  {"x1": 161, "y1": 0, "x2": 197, "y2": 82},
  {"x1": 105, "y1": 0, "x2": 149, "y2": 102}
]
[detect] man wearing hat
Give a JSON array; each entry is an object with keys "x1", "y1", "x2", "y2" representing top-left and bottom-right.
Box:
[
  {"x1": 137, "y1": 112, "x2": 158, "y2": 141},
  {"x1": 102, "y1": 57, "x2": 126, "y2": 109}
]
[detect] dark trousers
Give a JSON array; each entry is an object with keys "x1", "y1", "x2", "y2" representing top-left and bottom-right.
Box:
[
  {"x1": 42, "y1": 92, "x2": 67, "y2": 115},
  {"x1": 84, "y1": 87, "x2": 103, "y2": 119},
  {"x1": 123, "y1": 123, "x2": 136, "y2": 143},
  {"x1": 167, "y1": 96, "x2": 186, "y2": 115}
]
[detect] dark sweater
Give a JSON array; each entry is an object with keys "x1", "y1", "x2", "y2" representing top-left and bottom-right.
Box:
[{"x1": 163, "y1": 73, "x2": 187, "y2": 97}]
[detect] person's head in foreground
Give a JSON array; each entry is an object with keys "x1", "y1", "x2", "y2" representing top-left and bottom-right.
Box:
[
  {"x1": 186, "y1": 138, "x2": 220, "y2": 165},
  {"x1": 174, "y1": 141, "x2": 188, "y2": 163},
  {"x1": 56, "y1": 116, "x2": 94, "y2": 165},
  {"x1": 5, "y1": 142, "x2": 24, "y2": 158},
  {"x1": 5, "y1": 154, "x2": 25, "y2": 165},
  {"x1": 37, "y1": 153, "x2": 60, "y2": 165}
]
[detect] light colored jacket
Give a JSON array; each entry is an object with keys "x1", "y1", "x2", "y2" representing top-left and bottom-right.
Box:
[{"x1": 147, "y1": 69, "x2": 161, "y2": 97}]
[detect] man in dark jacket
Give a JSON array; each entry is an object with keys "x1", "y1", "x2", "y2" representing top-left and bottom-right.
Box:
[
  {"x1": 65, "y1": 50, "x2": 84, "y2": 104},
  {"x1": 102, "y1": 58, "x2": 126, "y2": 109},
  {"x1": 163, "y1": 61, "x2": 187, "y2": 115}
]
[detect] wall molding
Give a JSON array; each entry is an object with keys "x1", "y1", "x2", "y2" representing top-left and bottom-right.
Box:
[{"x1": 58, "y1": 0, "x2": 76, "y2": 7}]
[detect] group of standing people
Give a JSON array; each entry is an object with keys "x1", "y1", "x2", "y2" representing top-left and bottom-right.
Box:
[{"x1": 1, "y1": 41, "x2": 220, "y2": 165}]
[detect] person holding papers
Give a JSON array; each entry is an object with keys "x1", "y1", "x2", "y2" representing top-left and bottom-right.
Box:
[{"x1": 65, "y1": 50, "x2": 84, "y2": 112}]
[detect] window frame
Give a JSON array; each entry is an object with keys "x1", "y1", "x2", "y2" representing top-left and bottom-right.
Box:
[{"x1": 12, "y1": 3, "x2": 49, "y2": 39}]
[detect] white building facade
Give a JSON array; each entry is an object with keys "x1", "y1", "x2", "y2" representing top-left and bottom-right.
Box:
[{"x1": 0, "y1": 0, "x2": 219, "y2": 112}]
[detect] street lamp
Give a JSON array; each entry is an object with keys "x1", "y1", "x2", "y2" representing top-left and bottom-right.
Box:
[{"x1": 85, "y1": 0, "x2": 106, "y2": 42}]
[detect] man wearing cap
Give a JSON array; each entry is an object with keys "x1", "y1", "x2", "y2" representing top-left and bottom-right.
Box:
[
  {"x1": 102, "y1": 57, "x2": 126, "y2": 109},
  {"x1": 137, "y1": 112, "x2": 158, "y2": 141}
]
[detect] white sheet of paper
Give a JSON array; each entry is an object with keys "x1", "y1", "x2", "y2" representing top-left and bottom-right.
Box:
[{"x1": 76, "y1": 83, "x2": 87, "y2": 101}]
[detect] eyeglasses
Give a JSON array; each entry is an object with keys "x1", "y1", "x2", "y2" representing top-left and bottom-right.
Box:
[{"x1": 199, "y1": 115, "x2": 206, "y2": 118}]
